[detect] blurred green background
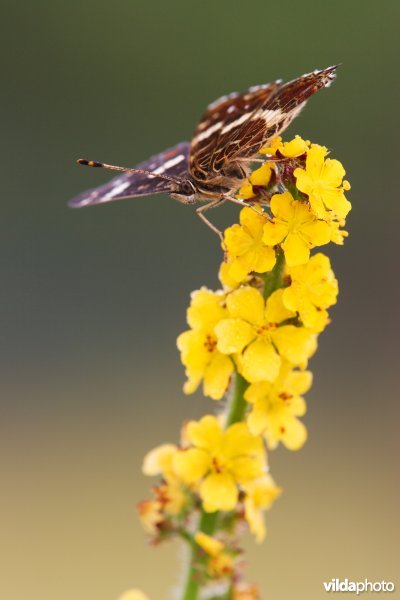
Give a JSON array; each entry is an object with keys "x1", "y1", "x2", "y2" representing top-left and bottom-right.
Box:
[{"x1": 1, "y1": 1, "x2": 399, "y2": 599}]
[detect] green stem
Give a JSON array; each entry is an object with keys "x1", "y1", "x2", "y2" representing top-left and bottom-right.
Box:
[
  {"x1": 224, "y1": 371, "x2": 249, "y2": 427},
  {"x1": 181, "y1": 542, "x2": 199, "y2": 600},
  {"x1": 263, "y1": 249, "x2": 285, "y2": 299},
  {"x1": 182, "y1": 511, "x2": 219, "y2": 600}
]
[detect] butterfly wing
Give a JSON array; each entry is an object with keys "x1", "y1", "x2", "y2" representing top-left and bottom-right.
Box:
[
  {"x1": 69, "y1": 142, "x2": 190, "y2": 208},
  {"x1": 189, "y1": 66, "x2": 337, "y2": 181},
  {"x1": 189, "y1": 82, "x2": 281, "y2": 180}
]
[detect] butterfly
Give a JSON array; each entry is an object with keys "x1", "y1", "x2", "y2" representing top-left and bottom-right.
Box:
[{"x1": 69, "y1": 65, "x2": 337, "y2": 237}]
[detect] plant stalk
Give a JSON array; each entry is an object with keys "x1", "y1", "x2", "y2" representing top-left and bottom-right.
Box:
[{"x1": 263, "y1": 249, "x2": 285, "y2": 299}]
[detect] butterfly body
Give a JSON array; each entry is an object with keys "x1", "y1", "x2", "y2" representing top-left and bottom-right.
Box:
[{"x1": 70, "y1": 66, "x2": 338, "y2": 233}]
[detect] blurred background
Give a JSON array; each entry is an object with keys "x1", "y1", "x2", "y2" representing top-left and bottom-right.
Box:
[{"x1": 1, "y1": 1, "x2": 399, "y2": 598}]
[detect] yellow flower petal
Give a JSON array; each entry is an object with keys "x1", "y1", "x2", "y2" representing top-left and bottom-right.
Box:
[
  {"x1": 187, "y1": 288, "x2": 226, "y2": 330},
  {"x1": 195, "y1": 532, "x2": 224, "y2": 557},
  {"x1": 243, "y1": 474, "x2": 281, "y2": 542},
  {"x1": 244, "y1": 496, "x2": 266, "y2": 542},
  {"x1": 269, "y1": 191, "x2": 295, "y2": 221},
  {"x1": 285, "y1": 370, "x2": 313, "y2": 396},
  {"x1": 260, "y1": 136, "x2": 282, "y2": 156},
  {"x1": 244, "y1": 380, "x2": 272, "y2": 403},
  {"x1": 224, "y1": 224, "x2": 254, "y2": 257},
  {"x1": 239, "y1": 205, "x2": 264, "y2": 232},
  {"x1": 183, "y1": 375, "x2": 202, "y2": 395},
  {"x1": 186, "y1": 415, "x2": 223, "y2": 451},
  {"x1": 262, "y1": 220, "x2": 288, "y2": 246},
  {"x1": 215, "y1": 318, "x2": 255, "y2": 354},
  {"x1": 290, "y1": 394, "x2": 307, "y2": 417},
  {"x1": 226, "y1": 286, "x2": 265, "y2": 325},
  {"x1": 142, "y1": 444, "x2": 177, "y2": 477},
  {"x1": 323, "y1": 158, "x2": 346, "y2": 187},
  {"x1": 137, "y1": 499, "x2": 163, "y2": 535},
  {"x1": 222, "y1": 422, "x2": 264, "y2": 460},
  {"x1": 281, "y1": 232, "x2": 311, "y2": 266},
  {"x1": 247, "y1": 400, "x2": 269, "y2": 436},
  {"x1": 203, "y1": 353, "x2": 233, "y2": 400},
  {"x1": 264, "y1": 289, "x2": 295, "y2": 323},
  {"x1": 237, "y1": 180, "x2": 255, "y2": 200},
  {"x1": 200, "y1": 472, "x2": 239, "y2": 512},
  {"x1": 241, "y1": 338, "x2": 281, "y2": 382},
  {"x1": 173, "y1": 448, "x2": 210, "y2": 484},
  {"x1": 229, "y1": 455, "x2": 265, "y2": 483},
  {"x1": 272, "y1": 325, "x2": 317, "y2": 366},
  {"x1": 276, "y1": 416, "x2": 307, "y2": 450},
  {"x1": 177, "y1": 330, "x2": 209, "y2": 369},
  {"x1": 300, "y1": 219, "x2": 331, "y2": 246},
  {"x1": 253, "y1": 245, "x2": 276, "y2": 273},
  {"x1": 279, "y1": 135, "x2": 309, "y2": 158},
  {"x1": 218, "y1": 260, "x2": 243, "y2": 289},
  {"x1": 249, "y1": 162, "x2": 273, "y2": 187}
]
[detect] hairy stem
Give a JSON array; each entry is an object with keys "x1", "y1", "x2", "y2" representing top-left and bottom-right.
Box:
[
  {"x1": 263, "y1": 249, "x2": 285, "y2": 299},
  {"x1": 225, "y1": 371, "x2": 248, "y2": 428},
  {"x1": 182, "y1": 511, "x2": 219, "y2": 600}
]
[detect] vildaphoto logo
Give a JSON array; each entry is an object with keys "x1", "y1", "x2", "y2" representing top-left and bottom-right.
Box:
[{"x1": 323, "y1": 579, "x2": 395, "y2": 594}]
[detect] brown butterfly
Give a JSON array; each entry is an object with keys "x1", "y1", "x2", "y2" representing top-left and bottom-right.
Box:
[{"x1": 69, "y1": 66, "x2": 337, "y2": 236}]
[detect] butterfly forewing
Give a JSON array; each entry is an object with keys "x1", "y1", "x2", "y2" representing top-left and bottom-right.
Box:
[
  {"x1": 69, "y1": 142, "x2": 190, "y2": 208},
  {"x1": 189, "y1": 66, "x2": 337, "y2": 182}
]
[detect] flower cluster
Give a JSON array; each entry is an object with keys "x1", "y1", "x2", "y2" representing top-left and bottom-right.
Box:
[{"x1": 137, "y1": 135, "x2": 350, "y2": 599}]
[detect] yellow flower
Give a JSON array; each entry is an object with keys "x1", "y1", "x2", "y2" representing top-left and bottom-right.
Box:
[
  {"x1": 294, "y1": 144, "x2": 351, "y2": 219},
  {"x1": 244, "y1": 363, "x2": 312, "y2": 449},
  {"x1": 215, "y1": 286, "x2": 317, "y2": 383},
  {"x1": 326, "y1": 213, "x2": 349, "y2": 245},
  {"x1": 283, "y1": 253, "x2": 338, "y2": 332},
  {"x1": 218, "y1": 260, "x2": 243, "y2": 290},
  {"x1": 173, "y1": 415, "x2": 266, "y2": 512},
  {"x1": 142, "y1": 444, "x2": 186, "y2": 515},
  {"x1": 137, "y1": 499, "x2": 163, "y2": 535},
  {"x1": 261, "y1": 135, "x2": 309, "y2": 158},
  {"x1": 237, "y1": 163, "x2": 274, "y2": 200},
  {"x1": 208, "y1": 553, "x2": 234, "y2": 578},
  {"x1": 260, "y1": 136, "x2": 282, "y2": 156},
  {"x1": 195, "y1": 531, "x2": 225, "y2": 556},
  {"x1": 177, "y1": 288, "x2": 234, "y2": 400},
  {"x1": 118, "y1": 590, "x2": 150, "y2": 600},
  {"x1": 243, "y1": 474, "x2": 282, "y2": 542},
  {"x1": 142, "y1": 443, "x2": 177, "y2": 479},
  {"x1": 223, "y1": 207, "x2": 276, "y2": 282},
  {"x1": 262, "y1": 191, "x2": 331, "y2": 266},
  {"x1": 195, "y1": 532, "x2": 234, "y2": 578}
]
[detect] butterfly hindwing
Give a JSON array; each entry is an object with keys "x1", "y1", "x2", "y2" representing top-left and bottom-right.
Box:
[{"x1": 69, "y1": 142, "x2": 190, "y2": 208}]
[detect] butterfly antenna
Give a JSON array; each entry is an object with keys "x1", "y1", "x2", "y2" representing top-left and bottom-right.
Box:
[{"x1": 76, "y1": 158, "x2": 179, "y2": 184}]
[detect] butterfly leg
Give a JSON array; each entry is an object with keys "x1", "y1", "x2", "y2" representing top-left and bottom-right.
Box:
[
  {"x1": 223, "y1": 194, "x2": 264, "y2": 215},
  {"x1": 196, "y1": 199, "x2": 226, "y2": 240}
]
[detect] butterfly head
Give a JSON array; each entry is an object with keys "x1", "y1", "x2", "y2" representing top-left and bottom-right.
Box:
[{"x1": 171, "y1": 179, "x2": 198, "y2": 205}]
